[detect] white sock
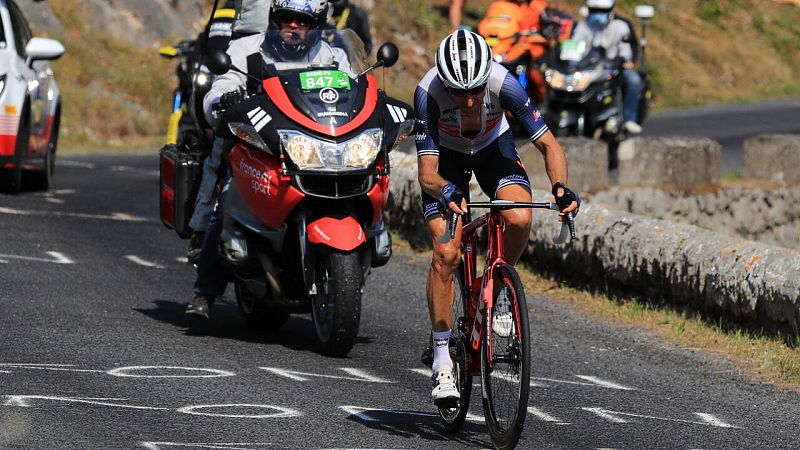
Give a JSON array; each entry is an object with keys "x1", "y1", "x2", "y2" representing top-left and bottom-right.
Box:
[{"x1": 431, "y1": 330, "x2": 452, "y2": 372}]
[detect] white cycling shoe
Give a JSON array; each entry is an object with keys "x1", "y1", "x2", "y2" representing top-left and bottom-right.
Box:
[
  {"x1": 431, "y1": 367, "x2": 460, "y2": 407},
  {"x1": 493, "y1": 288, "x2": 515, "y2": 338}
]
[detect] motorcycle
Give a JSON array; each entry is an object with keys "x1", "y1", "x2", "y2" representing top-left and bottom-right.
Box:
[
  {"x1": 478, "y1": 3, "x2": 577, "y2": 99},
  {"x1": 206, "y1": 30, "x2": 413, "y2": 356},
  {"x1": 541, "y1": 5, "x2": 654, "y2": 167}
]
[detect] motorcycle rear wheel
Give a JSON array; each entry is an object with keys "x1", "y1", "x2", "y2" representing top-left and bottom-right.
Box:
[
  {"x1": 235, "y1": 282, "x2": 290, "y2": 331},
  {"x1": 312, "y1": 250, "x2": 362, "y2": 357}
]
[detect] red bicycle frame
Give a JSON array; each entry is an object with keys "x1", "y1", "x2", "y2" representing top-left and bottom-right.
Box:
[{"x1": 452, "y1": 201, "x2": 574, "y2": 374}]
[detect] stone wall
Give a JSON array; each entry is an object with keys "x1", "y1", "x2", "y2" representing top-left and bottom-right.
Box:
[
  {"x1": 743, "y1": 134, "x2": 800, "y2": 184},
  {"x1": 591, "y1": 187, "x2": 800, "y2": 250}
]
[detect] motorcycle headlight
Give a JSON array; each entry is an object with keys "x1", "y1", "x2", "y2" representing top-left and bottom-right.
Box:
[
  {"x1": 279, "y1": 128, "x2": 383, "y2": 171},
  {"x1": 568, "y1": 66, "x2": 604, "y2": 91},
  {"x1": 545, "y1": 68, "x2": 566, "y2": 90},
  {"x1": 195, "y1": 72, "x2": 209, "y2": 87}
]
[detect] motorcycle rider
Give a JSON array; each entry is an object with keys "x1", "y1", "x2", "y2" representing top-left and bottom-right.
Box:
[
  {"x1": 327, "y1": 0, "x2": 372, "y2": 54},
  {"x1": 415, "y1": 30, "x2": 580, "y2": 404},
  {"x1": 571, "y1": 0, "x2": 643, "y2": 134},
  {"x1": 186, "y1": 0, "x2": 354, "y2": 320}
]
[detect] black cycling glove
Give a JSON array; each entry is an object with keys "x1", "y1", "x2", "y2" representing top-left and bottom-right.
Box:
[
  {"x1": 439, "y1": 182, "x2": 465, "y2": 213},
  {"x1": 552, "y1": 182, "x2": 581, "y2": 212},
  {"x1": 219, "y1": 88, "x2": 247, "y2": 110}
]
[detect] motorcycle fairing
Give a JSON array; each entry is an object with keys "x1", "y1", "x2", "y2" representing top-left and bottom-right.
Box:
[
  {"x1": 382, "y1": 96, "x2": 414, "y2": 152},
  {"x1": 307, "y1": 216, "x2": 365, "y2": 251},
  {"x1": 366, "y1": 172, "x2": 389, "y2": 226},
  {"x1": 229, "y1": 144, "x2": 305, "y2": 228},
  {"x1": 262, "y1": 74, "x2": 379, "y2": 137}
]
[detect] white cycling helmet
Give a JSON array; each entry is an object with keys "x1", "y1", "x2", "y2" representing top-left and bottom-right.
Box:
[
  {"x1": 585, "y1": 0, "x2": 615, "y2": 9},
  {"x1": 435, "y1": 30, "x2": 493, "y2": 91}
]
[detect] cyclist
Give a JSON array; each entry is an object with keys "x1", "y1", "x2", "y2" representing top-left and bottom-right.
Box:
[{"x1": 415, "y1": 30, "x2": 579, "y2": 405}]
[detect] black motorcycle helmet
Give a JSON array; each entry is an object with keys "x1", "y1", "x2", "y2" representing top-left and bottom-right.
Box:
[
  {"x1": 268, "y1": 0, "x2": 330, "y2": 59},
  {"x1": 330, "y1": 0, "x2": 349, "y2": 16}
]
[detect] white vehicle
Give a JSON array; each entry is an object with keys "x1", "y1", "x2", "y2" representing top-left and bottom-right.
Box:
[{"x1": 0, "y1": 0, "x2": 63, "y2": 193}]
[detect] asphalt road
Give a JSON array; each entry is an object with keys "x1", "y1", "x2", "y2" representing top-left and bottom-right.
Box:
[
  {"x1": 642, "y1": 97, "x2": 800, "y2": 174},
  {"x1": 1, "y1": 153, "x2": 800, "y2": 449}
]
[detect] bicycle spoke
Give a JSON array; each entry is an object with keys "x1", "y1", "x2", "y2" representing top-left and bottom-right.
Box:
[{"x1": 481, "y1": 265, "x2": 530, "y2": 449}]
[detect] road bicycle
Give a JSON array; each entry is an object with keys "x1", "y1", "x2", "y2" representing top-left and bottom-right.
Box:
[{"x1": 434, "y1": 199, "x2": 575, "y2": 449}]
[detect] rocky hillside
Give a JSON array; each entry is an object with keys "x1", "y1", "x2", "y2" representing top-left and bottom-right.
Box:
[{"x1": 18, "y1": 0, "x2": 800, "y2": 152}]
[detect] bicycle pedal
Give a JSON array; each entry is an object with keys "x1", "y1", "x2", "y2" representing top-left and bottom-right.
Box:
[{"x1": 434, "y1": 396, "x2": 460, "y2": 409}]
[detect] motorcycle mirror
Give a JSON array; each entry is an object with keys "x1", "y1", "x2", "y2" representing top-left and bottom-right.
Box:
[
  {"x1": 635, "y1": 5, "x2": 655, "y2": 19},
  {"x1": 376, "y1": 43, "x2": 399, "y2": 68},
  {"x1": 207, "y1": 50, "x2": 232, "y2": 76}
]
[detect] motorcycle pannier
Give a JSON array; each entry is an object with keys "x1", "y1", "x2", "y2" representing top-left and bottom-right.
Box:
[{"x1": 159, "y1": 144, "x2": 203, "y2": 239}]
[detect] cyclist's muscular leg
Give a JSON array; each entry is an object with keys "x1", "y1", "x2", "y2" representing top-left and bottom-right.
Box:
[
  {"x1": 496, "y1": 184, "x2": 533, "y2": 264},
  {"x1": 426, "y1": 215, "x2": 461, "y2": 332}
]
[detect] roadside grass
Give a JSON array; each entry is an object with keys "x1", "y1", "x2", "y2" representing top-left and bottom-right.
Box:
[
  {"x1": 389, "y1": 231, "x2": 800, "y2": 389},
  {"x1": 45, "y1": 0, "x2": 175, "y2": 154}
]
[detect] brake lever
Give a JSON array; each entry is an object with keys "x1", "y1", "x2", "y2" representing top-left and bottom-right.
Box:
[{"x1": 437, "y1": 211, "x2": 459, "y2": 244}]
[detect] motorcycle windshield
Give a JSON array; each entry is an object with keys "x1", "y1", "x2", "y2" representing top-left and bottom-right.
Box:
[{"x1": 262, "y1": 30, "x2": 371, "y2": 129}]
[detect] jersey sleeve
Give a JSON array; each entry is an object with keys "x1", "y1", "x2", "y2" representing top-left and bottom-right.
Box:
[
  {"x1": 499, "y1": 71, "x2": 549, "y2": 142},
  {"x1": 414, "y1": 86, "x2": 441, "y2": 158}
]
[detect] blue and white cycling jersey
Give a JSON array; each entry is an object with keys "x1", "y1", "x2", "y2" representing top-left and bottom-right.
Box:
[{"x1": 414, "y1": 61, "x2": 549, "y2": 157}]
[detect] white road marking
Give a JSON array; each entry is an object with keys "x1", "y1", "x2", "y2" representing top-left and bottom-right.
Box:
[
  {"x1": 3, "y1": 395, "x2": 170, "y2": 411},
  {"x1": 111, "y1": 165, "x2": 159, "y2": 176},
  {"x1": 57, "y1": 160, "x2": 95, "y2": 169},
  {"x1": 527, "y1": 407, "x2": 570, "y2": 425},
  {"x1": 0, "y1": 206, "x2": 152, "y2": 222},
  {"x1": 582, "y1": 407, "x2": 630, "y2": 424},
  {"x1": 0, "y1": 370, "x2": 9, "y2": 373},
  {"x1": 125, "y1": 255, "x2": 165, "y2": 269},
  {"x1": 176, "y1": 257, "x2": 189, "y2": 263},
  {"x1": 176, "y1": 404, "x2": 301, "y2": 419},
  {"x1": 581, "y1": 407, "x2": 742, "y2": 428},
  {"x1": 107, "y1": 366, "x2": 236, "y2": 378},
  {"x1": 260, "y1": 367, "x2": 393, "y2": 383},
  {"x1": 0, "y1": 363, "x2": 103, "y2": 373},
  {"x1": 141, "y1": 443, "x2": 274, "y2": 450},
  {"x1": 533, "y1": 376, "x2": 635, "y2": 390},
  {"x1": 694, "y1": 413, "x2": 739, "y2": 428},
  {"x1": 340, "y1": 405, "x2": 483, "y2": 423},
  {"x1": 0, "y1": 251, "x2": 74, "y2": 264},
  {"x1": 573, "y1": 375, "x2": 635, "y2": 391},
  {"x1": 44, "y1": 197, "x2": 65, "y2": 204}
]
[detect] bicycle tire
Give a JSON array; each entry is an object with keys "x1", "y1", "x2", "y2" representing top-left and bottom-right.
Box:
[
  {"x1": 480, "y1": 264, "x2": 530, "y2": 449},
  {"x1": 438, "y1": 263, "x2": 473, "y2": 432}
]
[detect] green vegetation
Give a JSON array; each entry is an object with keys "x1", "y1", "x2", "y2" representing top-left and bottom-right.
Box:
[{"x1": 40, "y1": 0, "x2": 800, "y2": 152}]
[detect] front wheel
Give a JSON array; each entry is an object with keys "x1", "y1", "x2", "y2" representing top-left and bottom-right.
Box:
[
  {"x1": 311, "y1": 249, "x2": 363, "y2": 357},
  {"x1": 480, "y1": 264, "x2": 530, "y2": 450},
  {"x1": 0, "y1": 114, "x2": 29, "y2": 194}
]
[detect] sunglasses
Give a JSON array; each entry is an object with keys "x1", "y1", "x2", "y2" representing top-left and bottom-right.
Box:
[
  {"x1": 447, "y1": 84, "x2": 487, "y2": 97},
  {"x1": 275, "y1": 12, "x2": 312, "y2": 27}
]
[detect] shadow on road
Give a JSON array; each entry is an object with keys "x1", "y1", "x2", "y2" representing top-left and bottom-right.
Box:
[
  {"x1": 134, "y1": 299, "x2": 373, "y2": 357},
  {"x1": 344, "y1": 408, "x2": 490, "y2": 447}
]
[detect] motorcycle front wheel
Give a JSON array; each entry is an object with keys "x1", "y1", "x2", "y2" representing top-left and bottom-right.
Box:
[{"x1": 312, "y1": 249, "x2": 362, "y2": 357}]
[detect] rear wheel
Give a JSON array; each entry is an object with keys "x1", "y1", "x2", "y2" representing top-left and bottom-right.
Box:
[
  {"x1": 438, "y1": 264, "x2": 473, "y2": 432},
  {"x1": 235, "y1": 282, "x2": 290, "y2": 331},
  {"x1": 480, "y1": 264, "x2": 530, "y2": 450},
  {"x1": 312, "y1": 249, "x2": 362, "y2": 357}
]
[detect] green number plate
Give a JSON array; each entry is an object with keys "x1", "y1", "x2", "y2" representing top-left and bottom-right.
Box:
[
  {"x1": 560, "y1": 39, "x2": 586, "y2": 62},
  {"x1": 299, "y1": 70, "x2": 351, "y2": 90}
]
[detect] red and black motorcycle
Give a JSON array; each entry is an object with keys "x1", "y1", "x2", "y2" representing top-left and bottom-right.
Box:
[{"x1": 208, "y1": 31, "x2": 412, "y2": 356}]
